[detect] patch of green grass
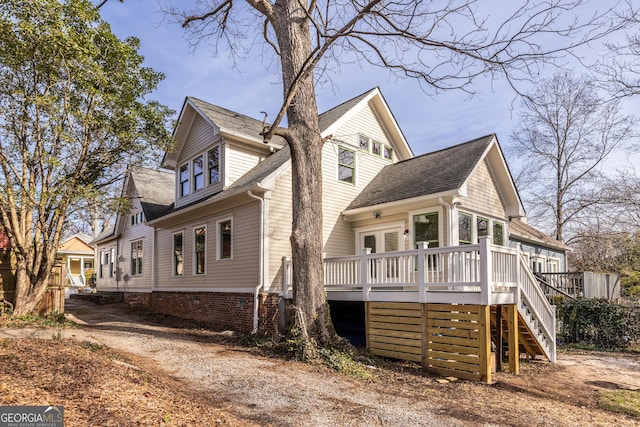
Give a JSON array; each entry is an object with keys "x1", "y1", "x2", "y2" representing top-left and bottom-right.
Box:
[
  {"x1": 4, "y1": 311, "x2": 76, "y2": 328},
  {"x1": 600, "y1": 389, "x2": 640, "y2": 418}
]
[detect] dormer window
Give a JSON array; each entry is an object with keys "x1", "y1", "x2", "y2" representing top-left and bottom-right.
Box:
[
  {"x1": 358, "y1": 134, "x2": 393, "y2": 161},
  {"x1": 179, "y1": 164, "x2": 189, "y2": 197},
  {"x1": 208, "y1": 145, "x2": 220, "y2": 184},
  {"x1": 193, "y1": 155, "x2": 204, "y2": 191}
]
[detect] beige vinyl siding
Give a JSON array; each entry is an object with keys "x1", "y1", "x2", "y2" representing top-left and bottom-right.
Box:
[
  {"x1": 174, "y1": 114, "x2": 220, "y2": 208},
  {"x1": 266, "y1": 169, "x2": 293, "y2": 293},
  {"x1": 464, "y1": 160, "x2": 506, "y2": 219},
  {"x1": 322, "y1": 102, "x2": 398, "y2": 256},
  {"x1": 119, "y1": 198, "x2": 154, "y2": 292},
  {"x1": 154, "y1": 200, "x2": 260, "y2": 291},
  {"x1": 225, "y1": 140, "x2": 266, "y2": 185}
]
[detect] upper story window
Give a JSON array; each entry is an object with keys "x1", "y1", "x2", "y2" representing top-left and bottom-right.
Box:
[
  {"x1": 414, "y1": 212, "x2": 439, "y2": 248},
  {"x1": 359, "y1": 134, "x2": 393, "y2": 161},
  {"x1": 130, "y1": 211, "x2": 145, "y2": 226},
  {"x1": 179, "y1": 164, "x2": 189, "y2": 197},
  {"x1": 193, "y1": 155, "x2": 204, "y2": 191},
  {"x1": 338, "y1": 146, "x2": 355, "y2": 184},
  {"x1": 208, "y1": 145, "x2": 220, "y2": 184}
]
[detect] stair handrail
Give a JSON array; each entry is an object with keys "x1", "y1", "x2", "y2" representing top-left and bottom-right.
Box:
[
  {"x1": 533, "y1": 272, "x2": 576, "y2": 301},
  {"x1": 518, "y1": 254, "x2": 557, "y2": 362}
]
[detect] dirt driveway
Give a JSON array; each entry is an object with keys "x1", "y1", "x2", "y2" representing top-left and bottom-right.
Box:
[{"x1": 2, "y1": 299, "x2": 639, "y2": 426}]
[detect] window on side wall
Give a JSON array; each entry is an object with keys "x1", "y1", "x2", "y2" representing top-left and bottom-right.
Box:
[
  {"x1": 218, "y1": 219, "x2": 232, "y2": 259},
  {"x1": 193, "y1": 155, "x2": 204, "y2": 191},
  {"x1": 458, "y1": 212, "x2": 473, "y2": 245},
  {"x1": 493, "y1": 221, "x2": 505, "y2": 246},
  {"x1": 477, "y1": 217, "x2": 489, "y2": 241},
  {"x1": 413, "y1": 212, "x2": 439, "y2": 248},
  {"x1": 179, "y1": 163, "x2": 189, "y2": 197},
  {"x1": 208, "y1": 145, "x2": 220, "y2": 185},
  {"x1": 358, "y1": 135, "x2": 369, "y2": 151},
  {"x1": 194, "y1": 226, "x2": 206, "y2": 275},
  {"x1": 130, "y1": 240, "x2": 143, "y2": 276},
  {"x1": 109, "y1": 249, "x2": 114, "y2": 278},
  {"x1": 99, "y1": 251, "x2": 104, "y2": 278},
  {"x1": 173, "y1": 232, "x2": 183, "y2": 276},
  {"x1": 338, "y1": 146, "x2": 355, "y2": 184}
]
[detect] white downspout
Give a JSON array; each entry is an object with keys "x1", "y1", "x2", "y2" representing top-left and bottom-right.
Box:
[{"x1": 247, "y1": 190, "x2": 264, "y2": 334}]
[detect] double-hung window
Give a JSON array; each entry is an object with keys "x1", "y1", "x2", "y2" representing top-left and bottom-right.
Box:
[
  {"x1": 179, "y1": 164, "x2": 189, "y2": 197},
  {"x1": 173, "y1": 232, "x2": 183, "y2": 276},
  {"x1": 194, "y1": 226, "x2": 206, "y2": 274},
  {"x1": 208, "y1": 145, "x2": 220, "y2": 184},
  {"x1": 130, "y1": 240, "x2": 143, "y2": 276},
  {"x1": 338, "y1": 146, "x2": 355, "y2": 184},
  {"x1": 218, "y1": 219, "x2": 232, "y2": 259},
  {"x1": 193, "y1": 155, "x2": 204, "y2": 191}
]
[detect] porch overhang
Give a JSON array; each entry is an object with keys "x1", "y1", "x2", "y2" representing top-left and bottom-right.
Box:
[{"x1": 342, "y1": 190, "x2": 462, "y2": 221}]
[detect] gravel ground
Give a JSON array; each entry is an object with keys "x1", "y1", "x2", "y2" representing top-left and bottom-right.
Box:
[{"x1": 2, "y1": 298, "x2": 638, "y2": 426}]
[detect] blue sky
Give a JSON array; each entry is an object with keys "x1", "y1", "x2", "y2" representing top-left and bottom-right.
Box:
[{"x1": 98, "y1": 0, "x2": 637, "y2": 160}]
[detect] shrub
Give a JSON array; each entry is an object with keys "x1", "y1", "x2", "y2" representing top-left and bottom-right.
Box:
[{"x1": 557, "y1": 298, "x2": 640, "y2": 350}]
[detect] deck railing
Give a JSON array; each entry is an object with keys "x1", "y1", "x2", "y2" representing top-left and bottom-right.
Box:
[{"x1": 283, "y1": 237, "x2": 520, "y2": 303}]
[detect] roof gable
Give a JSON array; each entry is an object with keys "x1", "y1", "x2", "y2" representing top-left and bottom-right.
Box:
[{"x1": 347, "y1": 134, "x2": 494, "y2": 210}]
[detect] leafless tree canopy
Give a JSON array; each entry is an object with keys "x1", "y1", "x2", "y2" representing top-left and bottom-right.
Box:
[
  {"x1": 508, "y1": 72, "x2": 637, "y2": 242},
  {"x1": 169, "y1": 0, "x2": 626, "y2": 139}
]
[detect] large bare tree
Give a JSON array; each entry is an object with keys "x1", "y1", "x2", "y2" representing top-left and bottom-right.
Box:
[
  {"x1": 125, "y1": 0, "x2": 626, "y2": 350},
  {"x1": 509, "y1": 72, "x2": 636, "y2": 242},
  {"x1": 0, "y1": 0, "x2": 173, "y2": 315}
]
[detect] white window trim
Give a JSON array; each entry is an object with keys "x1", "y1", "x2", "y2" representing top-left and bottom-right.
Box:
[
  {"x1": 337, "y1": 145, "x2": 357, "y2": 185},
  {"x1": 130, "y1": 239, "x2": 143, "y2": 276},
  {"x1": 193, "y1": 224, "x2": 207, "y2": 275},
  {"x1": 172, "y1": 231, "x2": 184, "y2": 277},
  {"x1": 408, "y1": 207, "x2": 443, "y2": 249},
  {"x1": 207, "y1": 144, "x2": 221, "y2": 185},
  {"x1": 453, "y1": 209, "x2": 507, "y2": 247},
  {"x1": 357, "y1": 134, "x2": 393, "y2": 161},
  {"x1": 179, "y1": 162, "x2": 190, "y2": 197},
  {"x1": 192, "y1": 155, "x2": 204, "y2": 192},
  {"x1": 216, "y1": 217, "x2": 233, "y2": 260}
]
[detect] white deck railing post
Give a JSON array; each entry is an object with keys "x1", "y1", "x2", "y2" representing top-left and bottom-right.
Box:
[
  {"x1": 479, "y1": 237, "x2": 493, "y2": 305},
  {"x1": 361, "y1": 248, "x2": 372, "y2": 301},
  {"x1": 282, "y1": 256, "x2": 292, "y2": 299},
  {"x1": 417, "y1": 242, "x2": 428, "y2": 303}
]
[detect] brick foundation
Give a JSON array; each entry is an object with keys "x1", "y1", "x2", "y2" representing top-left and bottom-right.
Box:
[
  {"x1": 123, "y1": 292, "x2": 151, "y2": 308},
  {"x1": 146, "y1": 291, "x2": 282, "y2": 335}
]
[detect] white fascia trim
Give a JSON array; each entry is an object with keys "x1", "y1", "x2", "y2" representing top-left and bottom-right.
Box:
[
  {"x1": 321, "y1": 89, "x2": 378, "y2": 138},
  {"x1": 151, "y1": 287, "x2": 259, "y2": 294},
  {"x1": 342, "y1": 189, "x2": 461, "y2": 218}
]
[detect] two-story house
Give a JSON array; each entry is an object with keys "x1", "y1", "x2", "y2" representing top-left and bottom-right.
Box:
[{"x1": 94, "y1": 88, "x2": 566, "y2": 382}]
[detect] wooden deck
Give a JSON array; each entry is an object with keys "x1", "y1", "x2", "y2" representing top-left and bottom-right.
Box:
[{"x1": 282, "y1": 237, "x2": 557, "y2": 381}]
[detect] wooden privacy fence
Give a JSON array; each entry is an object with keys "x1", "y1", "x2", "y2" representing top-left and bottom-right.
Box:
[
  {"x1": 537, "y1": 272, "x2": 620, "y2": 300},
  {"x1": 38, "y1": 286, "x2": 65, "y2": 315},
  {"x1": 366, "y1": 301, "x2": 496, "y2": 382}
]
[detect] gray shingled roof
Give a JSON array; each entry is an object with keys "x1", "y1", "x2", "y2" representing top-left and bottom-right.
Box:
[
  {"x1": 509, "y1": 218, "x2": 571, "y2": 251},
  {"x1": 347, "y1": 134, "x2": 495, "y2": 210},
  {"x1": 130, "y1": 167, "x2": 175, "y2": 221},
  {"x1": 189, "y1": 97, "x2": 286, "y2": 146}
]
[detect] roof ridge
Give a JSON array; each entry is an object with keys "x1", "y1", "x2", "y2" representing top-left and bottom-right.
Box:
[{"x1": 318, "y1": 87, "x2": 377, "y2": 118}]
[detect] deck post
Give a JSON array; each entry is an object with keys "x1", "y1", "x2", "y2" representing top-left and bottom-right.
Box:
[
  {"x1": 417, "y1": 242, "x2": 428, "y2": 303},
  {"x1": 479, "y1": 237, "x2": 493, "y2": 305},
  {"x1": 507, "y1": 304, "x2": 520, "y2": 374},
  {"x1": 361, "y1": 248, "x2": 371, "y2": 302},
  {"x1": 479, "y1": 304, "x2": 492, "y2": 383},
  {"x1": 421, "y1": 303, "x2": 428, "y2": 371},
  {"x1": 495, "y1": 305, "x2": 503, "y2": 372}
]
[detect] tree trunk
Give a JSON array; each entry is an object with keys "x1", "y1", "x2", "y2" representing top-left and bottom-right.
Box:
[
  {"x1": 13, "y1": 260, "x2": 49, "y2": 316},
  {"x1": 272, "y1": 0, "x2": 338, "y2": 348}
]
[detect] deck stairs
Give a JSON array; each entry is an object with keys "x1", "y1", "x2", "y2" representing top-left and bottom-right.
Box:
[{"x1": 491, "y1": 306, "x2": 546, "y2": 360}]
